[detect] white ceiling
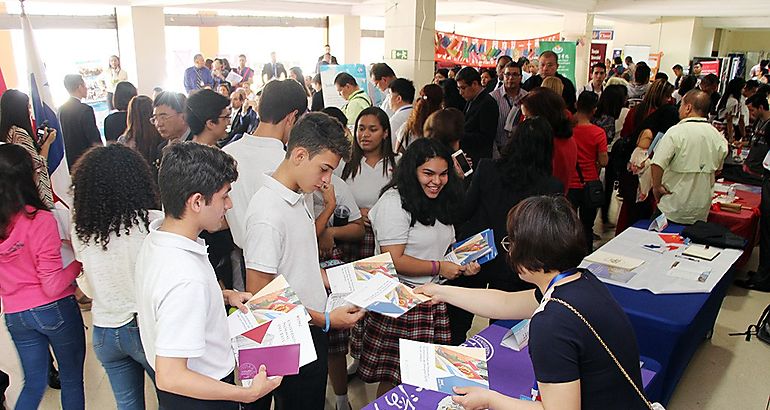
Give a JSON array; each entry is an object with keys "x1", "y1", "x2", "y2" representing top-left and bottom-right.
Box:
[{"x1": 13, "y1": 0, "x2": 770, "y2": 29}]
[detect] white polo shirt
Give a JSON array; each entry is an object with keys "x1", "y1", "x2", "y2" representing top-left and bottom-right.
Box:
[
  {"x1": 244, "y1": 174, "x2": 327, "y2": 312},
  {"x1": 369, "y1": 188, "x2": 455, "y2": 287},
  {"x1": 389, "y1": 105, "x2": 413, "y2": 153},
  {"x1": 335, "y1": 157, "x2": 397, "y2": 209},
  {"x1": 134, "y1": 218, "x2": 234, "y2": 379},
  {"x1": 222, "y1": 135, "x2": 285, "y2": 248},
  {"x1": 312, "y1": 174, "x2": 362, "y2": 224}
]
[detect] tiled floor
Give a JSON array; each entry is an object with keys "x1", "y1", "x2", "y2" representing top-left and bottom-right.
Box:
[{"x1": 2, "y1": 248, "x2": 769, "y2": 409}]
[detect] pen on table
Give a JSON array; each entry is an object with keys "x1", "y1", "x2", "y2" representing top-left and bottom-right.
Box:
[{"x1": 675, "y1": 254, "x2": 701, "y2": 263}]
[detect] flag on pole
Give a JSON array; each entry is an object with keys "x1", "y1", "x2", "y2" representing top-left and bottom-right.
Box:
[{"x1": 20, "y1": 3, "x2": 72, "y2": 208}]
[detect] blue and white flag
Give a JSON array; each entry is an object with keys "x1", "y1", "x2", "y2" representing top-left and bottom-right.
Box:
[{"x1": 21, "y1": 7, "x2": 71, "y2": 208}]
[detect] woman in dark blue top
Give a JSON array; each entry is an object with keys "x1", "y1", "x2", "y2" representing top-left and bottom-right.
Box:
[{"x1": 417, "y1": 195, "x2": 647, "y2": 410}]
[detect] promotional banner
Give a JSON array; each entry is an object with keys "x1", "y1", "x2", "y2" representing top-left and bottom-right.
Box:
[
  {"x1": 589, "y1": 43, "x2": 607, "y2": 80},
  {"x1": 539, "y1": 41, "x2": 576, "y2": 84},
  {"x1": 434, "y1": 31, "x2": 561, "y2": 68}
]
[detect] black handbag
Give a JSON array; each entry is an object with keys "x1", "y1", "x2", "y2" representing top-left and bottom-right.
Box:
[
  {"x1": 576, "y1": 163, "x2": 604, "y2": 208},
  {"x1": 730, "y1": 304, "x2": 770, "y2": 345}
]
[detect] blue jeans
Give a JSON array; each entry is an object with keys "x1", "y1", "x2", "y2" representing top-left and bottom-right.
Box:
[
  {"x1": 93, "y1": 318, "x2": 156, "y2": 410},
  {"x1": 4, "y1": 295, "x2": 85, "y2": 410}
]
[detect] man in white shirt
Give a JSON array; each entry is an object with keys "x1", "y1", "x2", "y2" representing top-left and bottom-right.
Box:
[
  {"x1": 244, "y1": 112, "x2": 365, "y2": 409},
  {"x1": 223, "y1": 80, "x2": 308, "y2": 290},
  {"x1": 387, "y1": 78, "x2": 415, "y2": 153},
  {"x1": 490, "y1": 62, "x2": 527, "y2": 158},
  {"x1": 580, "y1": 62, "x2": 607, "y2": 97},
  {"x1": 370, "y1": 63, "x2": 397, "y2": 116},
  {"x1": 493, "y1": 55, "x2": 513, "y2": 90},
  {"x1": 135, "y1": 142, "x2": 281, "y2": 409}
]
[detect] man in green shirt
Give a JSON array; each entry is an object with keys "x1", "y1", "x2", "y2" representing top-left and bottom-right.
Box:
[
  {"x1": 334, "y1": 72, "x2": 371, "y2": 127},
  {"x1": 651, "y1": 89, "x2": 728, "y2": 225}
]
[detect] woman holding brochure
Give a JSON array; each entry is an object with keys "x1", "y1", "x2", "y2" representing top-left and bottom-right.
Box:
[
  {"x1": 359, "y1": 138, "x2": 480, "y2": 397},
  {"x1": 70, "y1": 145, "x2": 161, "y2": 409},
  {"x1": 415, "y1": 195, "x2": 648, "y2": 410}
]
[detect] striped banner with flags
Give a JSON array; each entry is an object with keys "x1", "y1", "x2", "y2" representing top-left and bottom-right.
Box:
[{"x1": 21, "y1": 4, "x2": 72, "y2": 208}]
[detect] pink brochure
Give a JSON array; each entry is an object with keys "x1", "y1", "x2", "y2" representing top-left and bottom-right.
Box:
[{"x1": 238, "y1": 344, "x2": 301, "y2": 378}]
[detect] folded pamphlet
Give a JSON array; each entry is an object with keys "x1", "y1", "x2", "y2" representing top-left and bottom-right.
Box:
[
  {"x1": 326, "y1": 253, "x2": 396, "y2": 295},
  {"x1": 238, "y1": 344, "x2": 300, "y2": 380},
  {"x1": 344, "y1": 274, "x2": 430, "y2": 318},
  {"x1": 399, "y1": 339, "x2": 489, "y2": 394},
  {"x1": 445, "y1": 229, "x2": 497, "y2": 266}
]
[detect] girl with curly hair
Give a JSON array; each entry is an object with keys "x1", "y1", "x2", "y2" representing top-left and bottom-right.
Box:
[
  {"x1": 0, "y1": 144, "x2": 85, "y2": 409},
  {"x1": 357, "y1": 138, "x2": 479, "y2": 396},
  {"x1": 70, "y1": 144, "x2": 161, "y2": 409}
]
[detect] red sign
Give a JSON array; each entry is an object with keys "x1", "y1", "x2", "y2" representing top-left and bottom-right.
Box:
[
  {"x1": 589, "y1": 43, "x2": 607, "y2": 80},
  {"x1": 434, "y1": 31, "x2": 561, "y2": 68},
  {"x1": 700, "y1": 60, "x2": 720, "y2": 76},
  {"x1": 592, "y1": 30, "x2": 614, "y2": 41}
]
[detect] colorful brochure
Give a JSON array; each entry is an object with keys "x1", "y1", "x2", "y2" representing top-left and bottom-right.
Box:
[
  {"x1": 445, "y1": 229, "x2": 497, "y2": 266},
  {"x1": 344, "y1": 274, "x2": 430, "y2": 318},
  {"x1": 238, "y1": 344, "x2": 301, "y2": 381},
  {"x1": 233, "y1": 307, "x2": 317, "y2": 369},
  {"x1": 326, "y1": 252, "x2": 396, "y2": 294},
  {"x1": 399, "y1": 339, "x2": 489, "y2": 394},
  {"x1": 227, "y1": 275, "x2": 306, "y2": 340}
]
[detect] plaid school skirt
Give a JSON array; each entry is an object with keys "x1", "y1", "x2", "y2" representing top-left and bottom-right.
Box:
[
  {"x1": 327, "y1": 328, "x2": 350, "y2": 355},
  {"x1": 337, "y1": 225, "x2": 376, "y2": 262},
  {"x1": 355, "y1": 302, "x2": 451, "y2": 386}
]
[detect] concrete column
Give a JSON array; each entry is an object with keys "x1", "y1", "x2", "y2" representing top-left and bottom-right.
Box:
[
  {"x1": 199, "y1": 12, "x2": 219, "y2": 59},
  {"x1": 0, "y1": 2, "x2": 19, "y2": 88},
  {"x1": 562, "y1": 12, "x2": 594, "y2": 90},
  {"x1": 116, "y1": 6, "x2": 166, "y2": 95},
  {"x1": 384, "y1": 0, "x2": 436, "y2": 88},
  {"x1": 328, "y1": 15, "x2": 360, "y2": 65}
]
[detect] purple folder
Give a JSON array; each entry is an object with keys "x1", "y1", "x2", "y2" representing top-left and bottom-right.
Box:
[{"x1": 238, "y1": 344, "x2": 300, "y2": 378}]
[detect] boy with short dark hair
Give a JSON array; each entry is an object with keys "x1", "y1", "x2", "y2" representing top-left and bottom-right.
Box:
[
  {"x1": 185, "y1": 89, "x2": 231, "y2": 146},
  {"x1": 135, "y1": 142, "x2": 281, "y2": 409}
]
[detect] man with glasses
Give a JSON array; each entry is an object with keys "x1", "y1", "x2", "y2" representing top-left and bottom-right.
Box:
[
  {"x1": 185, "y1": 89, "x2": 231, "y2": 147},
  {"x1": 522, "y1": 50, "x2": 577, "y2": 111},
  {"x1": 334, "y1": 72, "x2": 371, "y2": 127},
  {"x1": 490, "y1": 62, "x2": 528, "y2": 158},
  {"x1": 150, "y1": 91, "x2": 190, "y2": 170}
]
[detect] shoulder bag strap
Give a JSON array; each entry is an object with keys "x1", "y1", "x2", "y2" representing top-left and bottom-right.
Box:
[
  {"x1": 545, "y1": 297, "x2": 656, "y2": 410},
  {"x1": 575, "y1": 162, "x2": 586, "y2": 185}
]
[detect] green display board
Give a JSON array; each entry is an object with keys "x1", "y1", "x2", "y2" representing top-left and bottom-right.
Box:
[{"x1": 539, "y1": 41, "x2": 576, "y2": 84}]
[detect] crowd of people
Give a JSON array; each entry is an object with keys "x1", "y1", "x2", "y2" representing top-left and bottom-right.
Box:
[{"x1": 2, "y1": 46, "x2": 770, "y2": 410}]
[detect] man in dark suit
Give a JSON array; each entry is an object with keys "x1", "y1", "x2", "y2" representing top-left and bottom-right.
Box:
[
  {"x1": 455, "y1": 67, "x2": 498, "y2": 166},
  {"x1": 522, "y1": 50, "x2": 577, "y2": 111},
  {"x1": 315, "y1": 45, "x2": 339, "y2": 73},
  {"x1": 261, "y1": 51, "x2": 287, "y2": 84},
  {"x1": 58, "y1": 74, "x2": 102, "y2": 168}
]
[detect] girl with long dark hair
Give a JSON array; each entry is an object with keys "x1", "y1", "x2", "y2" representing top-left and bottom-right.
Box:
[
  {"x1": 0, "y1": 89, "x2": 55, "y2": 207},
  {"x1": 0, "y1": 144, "x2": 85, "y2": 409},
  {"x1": 118, "y1": 95, "x2": 163, "y2": 179},
  {"x1": 357, "y1": 138, "x2": 478, "y2": 396},
  {"x1": 70, "y1": 144, "x2": 160, "y2": 409},
  {"x1": 717, "y1": 77, "x2": 747, "y2": 142}
]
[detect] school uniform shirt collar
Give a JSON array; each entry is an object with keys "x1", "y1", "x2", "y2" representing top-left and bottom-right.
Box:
[
  {"x1": 262, "y1": 172, "x2": 303, "y2": 206},
  {"x1": 247, "y1": 135, "x2": 286, "y2": 150},
  {"x1": 147, "y1": 218, "x2": 208, "y2": 256},
  {"x1": 679, "y1": 116, "x2": 709, "y2": 125}
]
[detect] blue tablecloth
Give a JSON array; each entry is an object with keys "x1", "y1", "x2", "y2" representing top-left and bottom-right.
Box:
[{"x1": 605, "y1": 220, "x2": 735, "y2": 405}]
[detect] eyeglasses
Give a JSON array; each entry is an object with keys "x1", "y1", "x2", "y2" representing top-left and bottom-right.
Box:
[
  {"x1": 503, "y1": 72, "x2": 522, "y2": 77},
  {"x1": 501, "y1": 235, "x2": 511, "y2": 253},
  {"x1": 149, "y1": 113, "x2": 176, "y2": 125}
]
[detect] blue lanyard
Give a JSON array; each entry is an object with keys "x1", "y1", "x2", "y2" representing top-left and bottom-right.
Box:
[{"x1": 526, "y1": 268, "x2": 579, "y2": 402}]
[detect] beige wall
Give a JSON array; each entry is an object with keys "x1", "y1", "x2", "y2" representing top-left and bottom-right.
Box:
[
  {"x1": 719, "y1": 30, "x2": 770, "y2": 53},
  {"x1": 0, "y1": 3, "x2": 18, "y2": 88}
]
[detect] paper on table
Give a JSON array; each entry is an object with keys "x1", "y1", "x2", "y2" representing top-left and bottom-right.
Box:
[
  {"x1": 327, "y1": 253, "x2": 396, "y2": 294},
  {"x1": 345, "y1": 274, "x2": 430, "y2": 318},
  {"x1": 399, "y1": 339, "x2": 489, "y2": 394},
  {"x1": 682, "y1": 245, "x2": 721, "y2": 261},
  {"x1": 584, "y1": 250, "x2": 645, "y2": 271},
  {"x1": 227, "y1": 275, "x2": 306, "y2": 338},
  {"x1": 233, "y1": 307, "x2": 317, "y2": 368},
  {"x1": 238, "y1": 344, "x2": 300, "y2": 380}
]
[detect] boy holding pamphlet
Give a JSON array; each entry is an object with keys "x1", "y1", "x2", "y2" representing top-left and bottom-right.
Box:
[
  {"x1": 243, "y1": 112, "x2": 365, "y2": 409},
  {"x1": 134, "y1": 142, "x2": 281, "y2": 409}
]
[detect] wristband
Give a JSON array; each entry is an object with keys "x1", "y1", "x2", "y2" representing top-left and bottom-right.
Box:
[
  {"x1": 431, "y1": 260, "x2": 440, "y2": 276},
  {"x1": 323, "y1": 311, "x2": 331, "y2": 333}
]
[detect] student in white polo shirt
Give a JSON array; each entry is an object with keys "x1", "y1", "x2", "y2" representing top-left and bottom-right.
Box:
[
  {"x1": 135, "y1": 142, "x2": 281, "y2": 409},
  {"x1": 244, "y1": 112, "x2": 365, "y2": 410},
  {"x1": 222, "y1": 80, "x2": 308, "y2": 289}
]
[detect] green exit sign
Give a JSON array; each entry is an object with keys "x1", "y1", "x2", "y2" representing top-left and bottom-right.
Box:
[{"x1": 391, "y1": 49, "x2": 408, "y2": 60}]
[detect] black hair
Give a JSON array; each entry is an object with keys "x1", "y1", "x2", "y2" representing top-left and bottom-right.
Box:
[
  {"x1": 334, "y1": 72, "x2": 357, "y2": 87},
  {"x1": 701, "y1": 74, "x2": 719, "y2": 86},
  {"x1": 153, "y1": 91, "x2": 186, "y2": 113},
  {"x1": 625, "y1": 56, "x2": 634, "y2": 63},
  {"x1": 506, "y1": 195, "x2": 587, "y2": 274},
  {"x1": 185, "y1": 89, "x2": 230, "y2": 136},
  {"x1": 591, "y1": 62, "x2": 607, "y2": 72},
  {"x1": 442, "y1": 78, "x2": 465, "y2": 111},
  {"x1": 596, "y1": 84, "x2": 628, "y2": 119},
  {"x1": 613, "y1": 56, "x2": 623, "y2": 65},
  {"x1": 286, "y1": 112, "x2": 351, "y2": 161},
  {"x1": 258, "y1": 79, "x2": 308, "y2": 124},
  {"x1": 63, "y1": 74, "x2": 84, "y2": 93},
  {"x1": 540, "y1": 51, "x2": 558, "y2": 61},
  {"x1": 0, "y1": 89, "x2": 35, "y2": 145},
  {"x1": 576, "y1": 91, "x2": 599, "y2": 114},
  {"x1": 312, "y1": 73, "x2": 322, "y2": 85},
  {"x1": 113, "y1": 81, "x2": 138, "y2": 111},
  {"x1": 158, "y1": 142, "x2": 238, "y2": 219},
  {"x1": 504, "y1": 61, "x2": 521, "y2": 71},
  {"x1": 124, "y1": 95, "x2": 163, "y2": 167},
  {"x1": 745, "y1": 79, "x2": 760, "y2": 91},
  {"x1": 678, "y1": 75, "x2": 698, "y2": 94},
  {"x1": 497, "y1": 55, "x2": 513, "y2": 65},
  {"x1": 634, "y1": 62, "x2": 651, "y2": 84},
  {"x1": 152, "y1": 87, "x2": 163, "y2": 93},
  {"x1": 435, "y1": 68, "x2": 449, "y2": 78},
  {"x1": 289, "y1": 66, "x2": 311, "y2": 97},
  {"x1": 72, "y1": 145, "x2": 159, "y2": 250},
  {"x1": 0, "y1": 144, "x2": 47, "y2": 239},
  {"x1": 342, "y1": 107, "x2": 397, "y2": 180},
  {"x1": 455, "y1": 67, "x2": 481, "y2": 85},
  {"x1": 370, "y1": 63, "x2": 396, "y2": 81},
  {"x1": 717, "y1": 77, "x2": 746, "y2": 113},
  {"x1": 654, "y1": 72, "x2": 669, "y2": 82},
  {"x1": 423, "y1": 108, "x2": 464, "y2": 148},
  {"x1": 672, "y1": 64, "x2": 683, "y2": 71},
  {"x1": 321, "y1": 107, "x2": 348, "y2": 125},
  {"x1": 381, "y1": 137, "x2": 463, "y2": 227},
  {"x1": 520, "y1": 87, "x2": 572, "y2": 139},
  {"x1": 747, "y1": 93, "x2": 770, "y2": 111},
  {"x1": 388, "y1": 78, "x2": 415, "y2": 103},
  {"x1": 496, "y1": 117, "x2": 554, "y2": 192}
]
